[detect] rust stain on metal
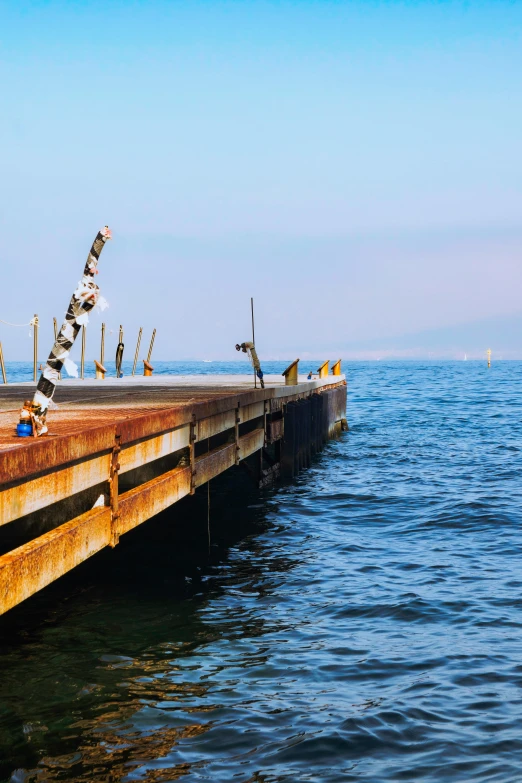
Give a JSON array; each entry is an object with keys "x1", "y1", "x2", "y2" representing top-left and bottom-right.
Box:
[
  {"x1": 0, "y1": 421, "x2": 115, "y2": 486},
  {"x1": 117, "y1": 465, "x2": 192, "y2": 536},
  {"x1": 0, "y1": 452, "x2": 111, "y2": 526},
  {"x1": 238, "y1": 402, "x2": 264, "y2": 424},
  {"x1": 0, "y1": 378, "x2": 346, "y2": 484},
  {"x1": 0, "y1": 377, "x2": 347, "y2": 615},
  {"x1": 238, "y1": 429, "x2": 265, "y2": 461},
  {"x1": 109, "y1": 433, "x2": 121, "y2": 547},
  {"x1": 119, "y1": 425, "x2": 191, "y2": 474},
  {"x1": 0, "y1": 506, "x2": 111, "y2": 615},
  {"x1": 196, "y1": 410, "x2": 236, "y2": 441},
  {"x1": 195, "y1": 443, "x2": 236, "y2": 487}
]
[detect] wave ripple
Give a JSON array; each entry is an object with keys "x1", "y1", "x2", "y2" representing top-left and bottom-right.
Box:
[{"x1": 1, "y1": 361, "x2": 522, "y2": 782}]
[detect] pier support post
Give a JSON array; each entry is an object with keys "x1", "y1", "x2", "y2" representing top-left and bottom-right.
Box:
[
  {"x1": 109, "y1": 433, "x2": 121, "y2": 547},
  {"x1": 296, "y1": 401, "x2": 304, "y2": 472},
  {"x1": 281, "y1": 402, "x2": 296, "y2": 478},
  {"x1": 190, "y1": 417, "x2": 197, "y2": 494},
  {"x1": 304, "y1": 397, "x2": 312, "y2": 468},
  {"x1": 235, "y1": 406, "x2": 241, "y2": 465}
]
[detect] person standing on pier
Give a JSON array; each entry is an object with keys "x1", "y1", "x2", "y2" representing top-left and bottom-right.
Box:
[{"x1": 235, "y1": 341, "x2": 265, "y2": 388}]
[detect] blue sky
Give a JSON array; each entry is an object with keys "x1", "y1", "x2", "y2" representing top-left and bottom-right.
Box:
[{"x1": 1, "y1": 0, "x2": 521, "y2": 360}]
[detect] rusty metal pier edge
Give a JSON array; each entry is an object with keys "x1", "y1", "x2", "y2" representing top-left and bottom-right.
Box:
[{"x1": 0, "y1": 378, "x2": 347, "y2": 615}]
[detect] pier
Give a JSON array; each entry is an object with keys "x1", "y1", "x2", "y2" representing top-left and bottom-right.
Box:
[{"x1": 0, "y1": 372, "x2": 346, "y2": 615}]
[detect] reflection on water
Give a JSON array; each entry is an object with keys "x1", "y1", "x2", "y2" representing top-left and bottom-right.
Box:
[{"x1": 2, "y1": 362, "x2": 522, "y2": 782}]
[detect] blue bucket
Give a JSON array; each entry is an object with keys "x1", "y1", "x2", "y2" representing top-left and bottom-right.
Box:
[{"x1": 16, "y1": 422, "x2": 33, "y2": 437}]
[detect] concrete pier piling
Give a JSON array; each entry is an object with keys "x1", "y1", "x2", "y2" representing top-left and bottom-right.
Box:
[{"x1": 0, "y1": 372, "x2": 346, "y2": 615}]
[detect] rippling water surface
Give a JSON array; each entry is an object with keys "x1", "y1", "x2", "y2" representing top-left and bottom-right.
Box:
[{"x1": 1, "y1": 361, "x2": 522, "y2": 782}]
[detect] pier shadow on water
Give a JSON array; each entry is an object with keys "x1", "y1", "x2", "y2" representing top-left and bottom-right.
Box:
[{"x1": 0, "y1": 465, "x2": 293, "y2": 782}]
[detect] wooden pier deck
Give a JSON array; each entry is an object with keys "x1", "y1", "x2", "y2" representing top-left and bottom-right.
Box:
[{"x1": 0, "y1": 374, "x2": 347, "y2": 615}]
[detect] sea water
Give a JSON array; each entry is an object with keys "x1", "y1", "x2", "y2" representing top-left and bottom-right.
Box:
[{"x1": 1, "y1": 361, "x2": 521, "y2": 782}]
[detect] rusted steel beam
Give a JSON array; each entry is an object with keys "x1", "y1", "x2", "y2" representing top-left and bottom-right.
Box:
[
  {"x1": 0, "y1": 453, "x2": 111, "y2": 526},
  {"x1": 238, "y1": 428, "x2": 265, "y2": 462},
  {"x1": 0, "y1": 505, "x2": 111, "y2": 615},
  {"x1": 196, "y1": 410, "x2": 235, "y2": 441},
  {"x1": 0, "y1": 431, "x2": 267, "y2": 614},
  {"x1": 193, "y1": 429, "x2": 264, "y2": 488},
  {"x1": 1, "y1": 404, "x2": 277, "y2": 526},
  {"x1": 0, "y1": 380, "x2": 347, "y2": 531},
  {"x1": 0, "y1": 378, "x2": 346, "y2": 486},
  {"x1": 119, "y1": 424, "x2": 191, "y2": 474},
  {"x1": 195, "y1": 443, "x2": 236, "y2": 487},
  {"x1": 115, "y1": 391, "x2": 271, "y2": 446},
  {"x1": 238, "y1": 401, "x2": 265, "y2": 424},
  {"x1": 0, "y1": 425, "x2": 192, "y2": 526},
  {"x1": 0, "y1": 376, "x2": 347, "y2": 615},
  {"x1": 0, "y1": 424, "x2": 116, "y2": 487},
  {"x1": 0, "y1": 466, "x2": 194, "y2": 615},
  {"x1": 117, "y1": 465, "x2": 192, "y2": 537}
]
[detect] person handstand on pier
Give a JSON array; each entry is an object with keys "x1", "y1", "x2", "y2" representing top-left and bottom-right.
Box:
[{"x1": 235, "y1": 341, "x2": 265, "y2": 388}]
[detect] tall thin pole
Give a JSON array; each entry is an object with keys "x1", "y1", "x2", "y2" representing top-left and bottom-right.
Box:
[
  {"x1": 115, "y1": 325, "x2": 124, "y2": 378},
  {"x1": 251, "y1": 297, "x2": 256, "y2": 389},
  {"x1": 147, "y1": 328, "x2": 156, "y2": 363},
  {"x1": 81, "y1": 326, "x2": 86, "y2": 379},
  {"x1": 33, "y1": 314, "x2": 38, "y2": 382},
  {"x1": 29, "y1": 226, "x2": 111, "y2": 436},
  {"x1": 132, "y1": 327, "x2": 142, "y2": 376},
  {"x1": 100, "y1": 322, "x2": 105, "y2": 366},
  {"x1": 0, "y1": 342, "x2": 7, "y2": 384},
  {"x1": 53, "y1": 318, "x2": 62, "y2": 380}
]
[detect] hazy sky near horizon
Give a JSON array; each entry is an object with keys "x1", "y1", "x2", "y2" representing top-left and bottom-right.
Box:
[{"x1": 1, "y1": 0, "x2": 521, "y2": 361}]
